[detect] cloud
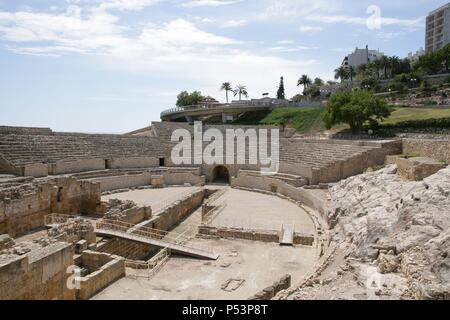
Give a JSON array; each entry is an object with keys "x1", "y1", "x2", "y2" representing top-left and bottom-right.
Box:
[
  {"x1": 0, "y1": 3, "x2": 330, "y2": 101},
  {"x1": 180, "y1": 0, "x2": 238, "y2": 8},
  {"x1": 221, "y1": 19, "x2": 248, "y2": 28},
  {"x1": 299, "y1": 25, "x2": 324, "y2": 33},
  {"x1": 306, "y1": 14, "x2": 423, "y2": 28}
]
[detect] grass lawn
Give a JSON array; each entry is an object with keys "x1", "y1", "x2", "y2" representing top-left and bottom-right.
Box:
[
  {"x1": 233, "y1": 106, "x2": 450, "y2": 134},
  {"x1": 382, "y1": 107, "x2": 450, "y2": 125},
  {"x1": 235, "y1": 107, "x2": 325, "y2": 133}
]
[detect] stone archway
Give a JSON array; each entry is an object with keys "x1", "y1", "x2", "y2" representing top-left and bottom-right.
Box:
[{"x1": 212, "y1": 165, "x2": 230, "y2": 184}]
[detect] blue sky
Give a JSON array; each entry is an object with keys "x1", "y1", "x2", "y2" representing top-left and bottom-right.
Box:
[{"x1": 0, "y1": 0, "x2": 447, "y2": 133}]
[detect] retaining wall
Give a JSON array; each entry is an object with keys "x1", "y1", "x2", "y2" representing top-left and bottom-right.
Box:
[
  {"x1": 76, "y1": 251, "x2": 125, "y2": 300},
  {"x1": 0, "y1": 242, "x2": 75, "y2": 300}
]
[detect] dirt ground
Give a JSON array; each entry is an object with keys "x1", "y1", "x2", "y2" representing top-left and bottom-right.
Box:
[
  {"x1": 210, "y1": 188, "x2": 316, "y2": 234},
  {"x1": 93, "y1": 238, "x2": 320, "y2": 300},
  {"x1": 94, "y1": 186, "x2": 320, "y2": 300}
]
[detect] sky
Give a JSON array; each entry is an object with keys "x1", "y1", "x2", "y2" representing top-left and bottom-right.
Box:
[{"x1": 0, "y1": 0, "x2": 447, "y2": 133}]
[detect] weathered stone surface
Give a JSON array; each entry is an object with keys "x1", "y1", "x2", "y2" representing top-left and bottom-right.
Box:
[
  {"x1": 396, "y1": 157, "x2": 446, "y2": 181},
  {"x1": 327, "y1": 164, "x2": 450, "y2": 299}
]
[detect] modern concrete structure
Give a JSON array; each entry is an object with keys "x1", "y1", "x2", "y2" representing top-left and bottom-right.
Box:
[
  {"x1": 341, "y1": 45, "x2": 384, "y2": 69},
  {"x1": 426, "y1": 3, "x2": 450, "y2": 53}
]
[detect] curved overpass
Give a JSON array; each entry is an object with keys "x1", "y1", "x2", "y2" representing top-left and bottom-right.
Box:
[{"x1": 160, "y1": 104, "x2": 273, "y2": 123}]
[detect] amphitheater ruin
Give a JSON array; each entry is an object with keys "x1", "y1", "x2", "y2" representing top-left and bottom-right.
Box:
[{"x1": 0, "y1": 122, "x2": 449, "y2": 300}]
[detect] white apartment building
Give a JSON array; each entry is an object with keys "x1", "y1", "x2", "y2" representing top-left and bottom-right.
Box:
[
  {"x1": 341, "y1": 46, "x2": 384, "y2": 70},
  {"x1": 426, "y1": 3, "x2": 450, "y2": 53},
  {"x1": 408, "y1": 48, "x2": 425, "y2": 64}
]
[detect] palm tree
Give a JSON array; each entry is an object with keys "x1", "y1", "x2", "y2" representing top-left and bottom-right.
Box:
[
  {"x1": 348, "y1": 66, "x2": 356, "y2": 82},
  {"x1": 297, "y1": 74, "x2": 312, "y2": 93},
  {"x1": 233, "y1": 85, "x2": 248, "y2": 101},
  {"x1": 220, "y1": 82, "x2": 233, "y2": 103},
  {"x1": 334, "y1": 66, "x2": 348, "y2": 83},
  {"x1": 390, "y1": 56, "x2": 401, "y2": 78},
  {"x1": 380, "y1": 56, "x2": 390, "y2": 79}
]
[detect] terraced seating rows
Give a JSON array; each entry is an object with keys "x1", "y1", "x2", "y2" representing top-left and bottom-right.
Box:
[
  {"x1": 279, "y1": 139, "x2": 379, "y2": 170},
  {"x1": 0, "y1": 133, "x2": 166, "y2": 167}
]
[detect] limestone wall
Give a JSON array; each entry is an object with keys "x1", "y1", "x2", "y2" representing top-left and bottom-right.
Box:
[
  {"x1": 163, "y1": 172, "x2": 205, "y2": 186},
  {"x1": 92, "y1": 172, "x2": 152, "y2": 192},
  {"x1": 153, "y1": 190, "x2": 205, "y2": 231},
  {"x1": 49, "y1": 158, "x2": 106, "y2": 175},
  {"x1": 403, "y1": 138, "x2": 450, "y2": 163},
  {"x1": 249, "y1": 275, "x2": 291, "y2": 300},
  {"x1": 0, "y1": 242, "x2": 75, "y2": 300},
  {"x1": 77, "y1": 251, "x2": 125, "y2": 300},
  {"x1": 106, "y1": 157, "x2": 159, "y2": 169},
  {"x1": 23, "y1": 163, "x2": 49, "y2": 178},
  {"x1": 0, "y1": 155, "x2": 19, "y2": 176},
  {"x1": 198, "y1": 226, "x2": 314, "y2": 246},
  {"x1": 0, "y1": 177, "x2": 101, "y2": 237}
]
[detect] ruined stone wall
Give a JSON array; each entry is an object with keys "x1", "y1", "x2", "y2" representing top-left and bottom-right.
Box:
[
  {"x1": 0, "y1": 242, "x2": 75, "y2": 300},
  {"x1": 96, "y1": 238, "x2": 155, "y2": 261},
  {"x1": 0, "y1": 155, "x2": 19, "y2": 176},
  {"x1": 22, "y1": 163, "x2": 49, "y2": 178},
  {"x1": 403, "y1": 138, "x2": 450, "y2": 163},
  {"x1": 106, "y1": 157, "x2": 159, "y2": 169},
  {"x1": 163, "y1": 172, "x2": 205, "y2": 186},
  {"x1": 49, "y1": 158, "x2": 106, "y2": 175},
  {"x1": 93, "y1": 172, "x2": 153, "y2": 192},
  {"x1": 249, "y1": 275, "x2": 291, "y2": 300},
  {"x1": 77, "y1": 251, "x2": 125, "y2": 300},
  {"x1": 0, "y1": 177, "x2": 101, "y2": 237},
  {"x1": 153, "y1": 190, "x2": 205, "y2": 231},
  {"x1": 198, "y1": 226, "x2": 314, "y2": 246}
]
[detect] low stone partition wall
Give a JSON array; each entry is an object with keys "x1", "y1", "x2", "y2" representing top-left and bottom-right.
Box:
[
  {"x1": 198, "y1": 226, "x2": 315, "y2": 246},
  {"x1": 403, "y1": 138, "x2": 450, "y2": 163},
  {"x1": 92, "y1": 171, "x2": 152, "y2": 192},
  {"x1": 49, "y1": 158, "x2": 106, "y2": 175},
  {"x1": 22, "y1": 163, "x2": 49, "y2": 178},
  {"x1": 249, "y1": 275, "x2": 291, "y2": 300},
  {"x1": 89, "y1": 169, "x2": 205, "y2": 192},
  {"x1": 0, "y1": 242, "x2": 75, "y2": 300},
  {"x1": 76, "y1": 250, "x2": 125, "y2": 300},
  {"x1": 106, "y1": 157, "x2": 159, "y2": 169},
  {"x1": 199, "y1": 225, "x2": 279, "y2": 243},
  {"x1": 163, "y1": 172, "x2": 205, "y2": 186},
  {"x1": 153, "y1": 189, "x2": 205, "y2": 231}
]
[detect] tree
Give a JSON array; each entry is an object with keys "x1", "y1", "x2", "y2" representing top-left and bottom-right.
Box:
[
  {"x1": 322, "y1": 91, "x2": 391, "y2": 133},
  {"x1": 233, "y1": 85, "x2": 248, "y2": 101},
  {"x1": 314, "y1": 77, "x2": 324, "y2": 86},
  {"x1": 220, "y1": 82, "x2": 233, "y2": 103},
  {"x1": 176, "y1": 91, "x2": 203, "y2": 107},
  {"x1": 348, "y1": 66, "x2": 356, "y2": 82},
  {"x1": 334, "y1": 67, "x2": 348, "y2": 83},
  {"x1": 380, "y1": 56, "x2": 390, "y2": 79},
  {"x1": 297, "y1": 74, "x2": 312, "y2": 93},
  {"x1": 277, "y1": 76, "x2": 286, "y2": 100}
]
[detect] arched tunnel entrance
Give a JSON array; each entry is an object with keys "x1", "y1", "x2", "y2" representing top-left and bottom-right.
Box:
[{"x1": 212, "y1": 166, "x2": 230, "y2": 184}]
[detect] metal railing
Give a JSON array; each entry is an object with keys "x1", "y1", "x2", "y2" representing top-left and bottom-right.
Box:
[{"x1": 95, "y1": 219, "x2": 215, "y2": 256}]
